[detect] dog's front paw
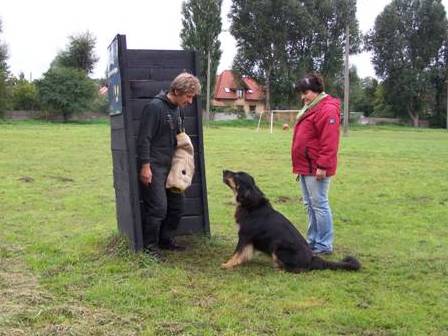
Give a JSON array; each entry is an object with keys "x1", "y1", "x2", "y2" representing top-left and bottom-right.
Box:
[{"x1": 221, "y1": 261, "x2": 234, "y2": 269}]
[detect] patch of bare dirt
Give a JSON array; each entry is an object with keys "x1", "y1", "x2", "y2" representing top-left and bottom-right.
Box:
[
  {"x1": 275, "y1": 195, "x2": 293, "y2": 203},
  {"x1": 18, "y1": 176, "x2": 34, "y2": 183},
  {"x1": 46, "y1": 175, "x2": 75, "y2": 183}
]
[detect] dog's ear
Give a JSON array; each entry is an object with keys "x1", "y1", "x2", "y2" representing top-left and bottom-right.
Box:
[
  {"x1": 237, "y1": 183, "x2": 264, "y2": 209},
  {"x1": 236, "y1": 187, "x2": 252, "y2": 204},
  {"x1": 236, "y1": 184, "x2": 248, "y2": 204}
]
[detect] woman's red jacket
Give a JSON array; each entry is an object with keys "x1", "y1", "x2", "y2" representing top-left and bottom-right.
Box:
[{"x1": 291, "y1": 95, "x2": 341, "y2": 176}]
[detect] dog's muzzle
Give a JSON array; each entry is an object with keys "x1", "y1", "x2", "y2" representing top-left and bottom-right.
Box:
[{"x1": 223, "y1": 170, "x2": 237, "y2": 190}]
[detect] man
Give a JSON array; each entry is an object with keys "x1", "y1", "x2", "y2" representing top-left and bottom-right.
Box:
[{"x1": 137, "y1": 72, "x2": 201, "y2": 261}]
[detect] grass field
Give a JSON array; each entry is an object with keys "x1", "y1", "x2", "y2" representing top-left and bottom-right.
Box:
[{"x1": 1, "y1": 120, "x2": 447, "y2": 335}]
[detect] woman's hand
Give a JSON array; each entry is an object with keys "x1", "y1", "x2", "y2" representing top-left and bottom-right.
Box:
[{"x1": 316, "y1": 168, "x2": 326, "y2": 180}]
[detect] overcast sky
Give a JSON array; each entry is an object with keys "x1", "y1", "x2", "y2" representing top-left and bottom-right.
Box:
[{"x1": 1, "y1": 0, "x2": 447, "y2": 81}]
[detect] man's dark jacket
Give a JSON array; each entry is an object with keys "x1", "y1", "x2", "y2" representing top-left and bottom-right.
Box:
[{"x1": 137, "y1": 92, "x2": 181, "y2": 167}]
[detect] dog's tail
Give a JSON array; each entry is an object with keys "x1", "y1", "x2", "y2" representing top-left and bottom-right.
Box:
[{"x1": 310, "y1": 255, "x2": 361, "y2": 271}]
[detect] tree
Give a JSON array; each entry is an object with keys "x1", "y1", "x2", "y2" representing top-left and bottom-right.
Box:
[
  {"x1": 36, "y1": 67, "x2": 96, "y2": 122},
  {"x1": 428, "y1": 41, "x2": 448, "y2": 127},
  {"x1": 343, "y1": 69, "x2": 378, "y2": 116},
  {"x1": 372, "y1": 82, "x2": 394, "y2": 118},
  {"x1": 0, "y1": 19, "x2": 7, "y2": 72},
  {"x1": 289, "y1": 0, "x2": 361, "y2": 94},
  {"x1": 229, "y1": 0, "x2": 296, "y2": 113},
  {"x1": 356, "y1": 77, "x2": 378, "y2": 117},
  {"x1": 53, "y1": 31, "x2": 99, "y2": 74},
  {"x1": 365, "y1": 0, "x2": 448, "y2": 126},
  {"x1": 347, "y1": 67, "x2": 363, "y2": 112},
  {"x1": 0, "y1": 18, "x2": 10, "y2": 115},
  {"x1": 180, "y1": 0, "x2": 222, "y2": 112},
  {"x1": 229, "y1": 0, "x2": 361, "y2": 110}
]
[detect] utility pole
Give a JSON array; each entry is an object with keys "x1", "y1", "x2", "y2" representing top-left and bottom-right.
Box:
[
  {"x1": 206, "y1": 49, "x2": 211, "y2": 124},
  {"x1": 343, "y1": 24, "x2": 350, "y2": 137}
]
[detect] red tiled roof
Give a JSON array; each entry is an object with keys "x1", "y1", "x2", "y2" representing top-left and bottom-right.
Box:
[
  {"x1": 214, "y1": 70, "x2": 264, "y2": 101},
  {"x1": 242, "y1": 76, "x2": 264, "y2": 101}
]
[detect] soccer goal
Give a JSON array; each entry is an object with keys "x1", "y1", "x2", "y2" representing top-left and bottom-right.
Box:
[{"x1": 256, "y1": 110, "x2": 300, "y2": 133}]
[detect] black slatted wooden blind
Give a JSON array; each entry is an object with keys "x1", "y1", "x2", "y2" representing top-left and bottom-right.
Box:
[{"x1": 108, "y1": 34, "x2": 210, "y2": 251}]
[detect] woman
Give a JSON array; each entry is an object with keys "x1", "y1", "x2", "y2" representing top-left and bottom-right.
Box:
[{"x1": 291, "y1": 73, "x2": 340, "y2": 255}]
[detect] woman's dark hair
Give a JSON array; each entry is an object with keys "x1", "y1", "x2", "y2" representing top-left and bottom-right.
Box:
[{"x1": 294, "y1": 73, "x2": 324, "y2": 93}]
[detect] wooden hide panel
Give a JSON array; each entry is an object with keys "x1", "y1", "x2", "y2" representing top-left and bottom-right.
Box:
[{"x1": 108, "y1": 35, "x2": 210, "y2": 251}]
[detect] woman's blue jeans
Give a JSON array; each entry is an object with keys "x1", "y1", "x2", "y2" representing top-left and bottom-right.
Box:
[{"x1": 299, "y1": 175, "x2": 334, "y2": 253}]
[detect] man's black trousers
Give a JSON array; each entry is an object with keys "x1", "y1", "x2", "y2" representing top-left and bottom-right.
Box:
[{"x1": 140, "y1": 165, "x2": 184, "y2": 249}]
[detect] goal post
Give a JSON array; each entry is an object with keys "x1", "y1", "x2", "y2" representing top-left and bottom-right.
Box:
[{"x1": 256, "y1": 110, "x2": 299, "y2": 133}]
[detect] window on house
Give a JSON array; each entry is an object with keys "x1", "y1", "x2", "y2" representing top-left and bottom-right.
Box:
[
  {"x1": 224, "y1": 88, "x2": 230, "y2": 93},
  {"x1": 237, "y1": 89, "x2": 243, "y2": 98}
]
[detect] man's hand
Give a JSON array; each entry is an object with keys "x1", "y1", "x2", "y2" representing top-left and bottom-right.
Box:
[
  {"x1": 316, "y1": 168, "x2": 326, "y2": 180},
  {"x1": 140, "y1": 164, "x2": 152, "y2": 186}
]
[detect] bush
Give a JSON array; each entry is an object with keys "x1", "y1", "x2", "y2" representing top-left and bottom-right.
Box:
[
  {"x1": 11, "y1": 80, "x2": 40, "y2": 110},
  {"x1": 36, "y1": 67, "x2": 96, "y2": 122}
]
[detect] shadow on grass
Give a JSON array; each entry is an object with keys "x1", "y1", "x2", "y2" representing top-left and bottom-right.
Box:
[
  {"x1": 85, "y1": 232, "x2": 365, "y2": 283},
  {"x1": 100, "y1": 232, "x2": 278, "y2": 278}
]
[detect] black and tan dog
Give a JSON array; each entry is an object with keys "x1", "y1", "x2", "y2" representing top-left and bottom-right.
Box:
[{"x1": 222, "y1": 170, "x2": 361, "y2": 273}]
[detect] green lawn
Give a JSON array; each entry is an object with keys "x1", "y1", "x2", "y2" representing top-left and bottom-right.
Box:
[{"x1": 1, "y1": 120, "x2": 447, "y2": 335}]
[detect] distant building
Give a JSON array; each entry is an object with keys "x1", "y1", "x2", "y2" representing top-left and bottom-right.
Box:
[
  {"x1": 99, "y1": 85, "x2": 108, "y2": 96},
  {"x1": 212, "y1": 70, "x2": 265, "y2": 116}
]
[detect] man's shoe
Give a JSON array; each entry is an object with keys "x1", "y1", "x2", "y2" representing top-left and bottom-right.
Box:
[
  {"x1": 159, "y1": 239, "x2": 186, "y2": 251},
  {"x1": 143, "y1": 246, "x2": 166, "y2": 262}
]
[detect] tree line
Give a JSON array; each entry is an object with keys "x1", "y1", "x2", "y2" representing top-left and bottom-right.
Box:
[
  {"x1": 1, "y1": 0, "x2": 447, "y2": 127},
  {"x1": 182, "y1": 0, "x2": 448, "y2": 128},
  {"x1": 0, "y1": 23, "x2": 106, "y2": 122}
]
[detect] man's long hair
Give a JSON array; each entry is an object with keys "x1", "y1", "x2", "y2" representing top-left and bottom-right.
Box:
[{"x1": 169, "y1": 72, "x2": 201, "y2": 96}]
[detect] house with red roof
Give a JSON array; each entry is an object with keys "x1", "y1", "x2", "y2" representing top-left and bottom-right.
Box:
[{"x1": 212, "y1": 70, "x2": 265, "y2": 116}]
